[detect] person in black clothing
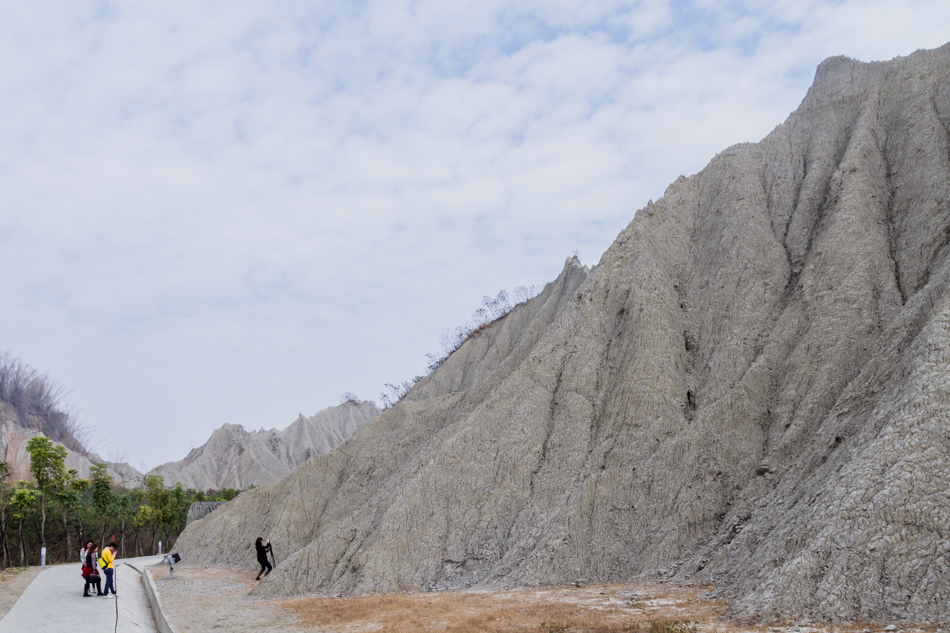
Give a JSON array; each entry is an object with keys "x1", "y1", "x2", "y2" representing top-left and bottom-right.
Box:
[
  {"x1": 255, "y1": 537, "x2": 272, "y2": 580},
  {"x1": 83, "y1": 543, "x2": 101, "y2": 596}
]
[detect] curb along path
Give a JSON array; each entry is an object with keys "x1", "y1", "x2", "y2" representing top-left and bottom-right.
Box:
[
  {"x1": 142, "y1": 563, "x2": 178, "y2": 633},
  {"x1": 0, "y1": 555, "x2": 164, "y2": 633}
]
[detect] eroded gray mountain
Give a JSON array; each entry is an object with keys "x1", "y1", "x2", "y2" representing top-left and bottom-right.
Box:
[
  {"x1": 175, "y1": 45, "x2": 950, "y2": 622},
  {"x1": 148, "y1": 400, "x2": 379, "y2": 490}
]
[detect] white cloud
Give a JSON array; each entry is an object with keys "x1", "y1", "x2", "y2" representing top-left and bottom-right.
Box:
[{"x1": 1, "y1": 0, "x2": 948, "y2": 468}]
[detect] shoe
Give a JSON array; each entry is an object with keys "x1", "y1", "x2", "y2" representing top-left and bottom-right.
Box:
[{"x1": 83, "y1": 594, "x2": 90, "y2": 597}]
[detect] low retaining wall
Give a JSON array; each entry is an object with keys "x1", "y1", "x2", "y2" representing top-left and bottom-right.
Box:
[{"x1": 142, "y1": 564, "x2": 178, "y2": 633}]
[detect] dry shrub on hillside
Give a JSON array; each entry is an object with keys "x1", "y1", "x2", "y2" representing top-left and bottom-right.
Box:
[{"x1": 0, "y1": 352, "x2": 89, "y2": 453}]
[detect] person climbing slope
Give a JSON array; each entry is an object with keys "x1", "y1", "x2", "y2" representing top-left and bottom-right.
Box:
[{"x1": 255, "y1": 537, "x2": 272, "y2": 580}]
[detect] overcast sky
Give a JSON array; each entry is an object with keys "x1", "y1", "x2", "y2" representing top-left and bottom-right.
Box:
[{"x1": 1, "y1": 1, "x2": 948, "y2": 472}]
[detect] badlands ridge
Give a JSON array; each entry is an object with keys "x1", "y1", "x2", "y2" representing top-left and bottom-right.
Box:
[{"x1": 176, "y1": 45, "x2": 950, "y2": 622}]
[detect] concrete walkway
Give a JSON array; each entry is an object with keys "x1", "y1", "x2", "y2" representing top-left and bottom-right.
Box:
[{"x1": 0, "y1": 555, "x2": 164, "y2": 633}]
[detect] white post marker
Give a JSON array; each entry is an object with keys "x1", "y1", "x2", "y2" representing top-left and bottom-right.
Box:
[
  {"x1": 158, "y1": 540, "x2": 162, "y2": 554},
  {"x1": 40, "y1": 546, "x2": 46, "y2": 567}
]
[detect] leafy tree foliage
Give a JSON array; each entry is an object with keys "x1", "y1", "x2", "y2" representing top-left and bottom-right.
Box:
[
  {"x1": 25, "y1": 436, "x2": 70, "y2": 551},
  {"x1": 9, "y1": 482, "x2": 39, "y2": 567}
]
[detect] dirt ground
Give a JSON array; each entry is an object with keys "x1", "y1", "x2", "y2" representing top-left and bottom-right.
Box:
[
  {"x1": 149, "y1": 564, "x2": 308, "y2": 632},
  {"x1": 0, "y1": 566, "x2": 44, "y2": 620},
  {"x1": 147, "y1": 564, "x2": 946, "y2": 633}
]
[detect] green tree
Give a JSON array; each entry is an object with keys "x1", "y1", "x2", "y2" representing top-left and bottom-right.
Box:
[
  {"x1": 169, "y1": 483, "x2": 188, "y2": 544},
  {"x1": 25, "y1": 436, "x2": 69, "y2": 555},
  {"x1": 133, "y1": 504, "x2": 154, "y2": 555},
  {"x1": 89, "y1": 463, "x2": 112, "y2": 546},
  {"x1": 142, "y1": 475, "x2": 171, "y2": 553},
  {"x1": 113, "y1": 491, "x2": 136, "y2": 558},
  {"x1": 53, "y1": 472, "x2": 88, "y2": 561},
  {"x1": 9, "y1": 482, "x2": 39, "y2": 567},
  {"x1": 0, "y1": 461, "x2": 10, "y2": 569}
]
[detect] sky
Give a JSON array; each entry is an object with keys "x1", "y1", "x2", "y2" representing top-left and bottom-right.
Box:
[{"x1": 1, "y1": 1, "x2": 948, "y2": 472}]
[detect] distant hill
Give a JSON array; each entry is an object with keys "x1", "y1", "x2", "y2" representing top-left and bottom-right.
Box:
[
  {"x1": 147, "y1": 400, "x2": 380, "y2": 490},
  {"x1": 0, "y1": 354, "x2": 139, "y2": 484},
  {"x1": 0, "y1": 403, "x2": 141, "y2": 485},
  {"x1": 0, "y1": 353, "x2": 377, "y2": 492}
]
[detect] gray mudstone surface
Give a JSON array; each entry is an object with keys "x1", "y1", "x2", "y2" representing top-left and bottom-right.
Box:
[
  {"x1": 148, "y1": 400, "x2": 379, "y2": 490},
  {"x1": 174, "y1": 44, "x2": 950, "y2": 623}
]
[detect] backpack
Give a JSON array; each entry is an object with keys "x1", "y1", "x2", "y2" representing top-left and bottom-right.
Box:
[{"x1": 98, "y1": 555, "x2": 107, "y2": 570}]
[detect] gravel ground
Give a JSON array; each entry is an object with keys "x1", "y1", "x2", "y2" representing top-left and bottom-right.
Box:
[
  {"x1": 0, "y1": 566, "x2": 43, "y2": 620},
  {"x1": 148, "y1": 564, "x2": 309, "y2": 632}
]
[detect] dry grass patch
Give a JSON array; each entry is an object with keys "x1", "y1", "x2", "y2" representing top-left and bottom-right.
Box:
[
  {"x1": 283, "y1": 583, "x2": 734, "y2": 633},
  {"x1": 286, "y1": 589, "x2": 633, "y2": 632},
  {"x1": 281, "y1": 583, "x2": 944, "y2": 633}
]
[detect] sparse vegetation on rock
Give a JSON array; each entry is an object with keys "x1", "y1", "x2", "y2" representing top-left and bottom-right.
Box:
[{"x1": 0, "y1": 353, "x2": 88, "y2": 453}]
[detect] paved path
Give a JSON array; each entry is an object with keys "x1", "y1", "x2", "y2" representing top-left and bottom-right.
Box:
[{"x1": 0, "y1": 555, "x2": 164, "y2": 633}]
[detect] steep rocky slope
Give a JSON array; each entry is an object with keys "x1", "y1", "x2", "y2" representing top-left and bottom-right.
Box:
[
  {"x1": 175, "y1": 45, "x2": 950, "y2": 622},
  {"x1": 148, "y1": 400, "x2": 379, "y2": 490}
]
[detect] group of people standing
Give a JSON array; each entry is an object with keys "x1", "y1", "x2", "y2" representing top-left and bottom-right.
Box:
[{"x1": 79, "y1": 541, "x2": 118, "y2": 597}]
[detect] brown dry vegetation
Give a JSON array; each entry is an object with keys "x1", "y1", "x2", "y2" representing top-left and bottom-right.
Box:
[
  {"x1": 288, "y1": 587, "x2": 648, "y2": 632},
  {"x1": 282, "y1": 583, "x2": 916, "y2": 633}
]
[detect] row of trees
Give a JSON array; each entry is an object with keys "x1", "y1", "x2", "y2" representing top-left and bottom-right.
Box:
[{"x1": 0, "y1": 436, "x2": 239, "y2": 569}]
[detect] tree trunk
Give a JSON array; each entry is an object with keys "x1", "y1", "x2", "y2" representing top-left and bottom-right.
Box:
[
  {"x1": 38, "y1": 494, "x2": 46, "y2": 549},
  {"x1": 76, "y1": 517, "x2": 84, "y2": 554},
  {"x1": 120, "y1": 518, "x2": 126, "y2": 558},
  {"x1": 31, "y1": 516, "x2": 41, "y2": 563},
  {"x1": 1, "y1": 511, "x2": 8, "y2": 570},
  {"x1": 17, "y1": 519, "x2": 25, "y2": 567},
  {"x1": 61, "y1": 510, "x2": 72, "y2": 561}
]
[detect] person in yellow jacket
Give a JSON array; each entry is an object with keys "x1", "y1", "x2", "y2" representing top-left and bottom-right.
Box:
[{"x1": 100, "y1": 542, "x2": 117, "y2": 596}]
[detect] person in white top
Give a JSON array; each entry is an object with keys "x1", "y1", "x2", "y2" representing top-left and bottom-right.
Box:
[{"x1": 79, "y1": 540, "x2": 93, "y2": 562}]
